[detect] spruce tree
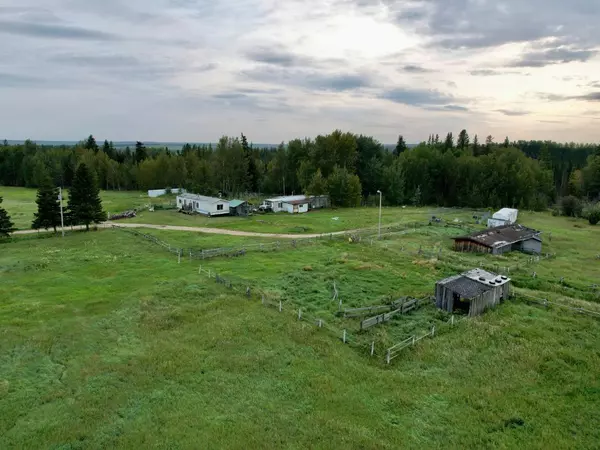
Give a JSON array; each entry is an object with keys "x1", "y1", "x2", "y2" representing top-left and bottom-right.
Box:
[
  {"x1": 457, "y1": 129, "x2": 470, "y2": 151},
  {"x1": 444, "y1": 133, "x2": 454, "y2": 152},
  {"x1": 241, "y1": 133, "x2": 259, "y2": 192},
  {"x1": 135, "y1": 141, "x2": 147, "y2": 164},
  {"x1": 0, "y1": 196, "x2": 15, "y2": 238},
  {"x1": 394, "y1": 135, "x2": 407, "y2": 156},
  {"x1": 503, "y1": 136, "x2": 510, "y2": 148},
  {"x1": 67, "y1": 163, "x2": 106, "y2": 231},
  {"x1": 85, "y1": 134, "x2": 99, "y2": 153},
  {"x1": 32, "y1": 178, "x2": 61, "y2": 232},
  {"x1": 473, "y1": 135, "x2": 480, "y2": 156}
]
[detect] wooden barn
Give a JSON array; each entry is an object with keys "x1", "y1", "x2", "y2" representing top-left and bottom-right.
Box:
[
  {"x1": 453, "y1": 224, "x2": 542, "y2": 255},
  {"x1": 436, "y1": 269, "x2": 511, "y2": 316}
]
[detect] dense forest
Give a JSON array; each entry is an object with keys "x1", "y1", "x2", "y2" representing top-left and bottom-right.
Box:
[{"x1": 1, "y1": 132, "x2": 599, "y2": 209}]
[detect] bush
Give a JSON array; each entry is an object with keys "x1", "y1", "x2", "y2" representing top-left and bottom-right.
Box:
[
  {"x1": 560, "y1": 196, "x2": 583, "y2": 217},
  {"x1": 584, "y1": 203, "x2": 600, "y2": 225}
]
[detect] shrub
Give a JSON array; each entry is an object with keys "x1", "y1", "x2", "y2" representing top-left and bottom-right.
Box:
[
  {"x1": 560, "y1": 196, "x2": 583, "y2": 217},
  {"x1": 584, "y1": 203, "x2": 600, "y2": 225}
]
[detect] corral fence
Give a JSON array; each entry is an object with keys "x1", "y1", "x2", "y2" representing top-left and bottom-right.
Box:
[{"x1": 518, "y1": 293, "x2": 600, "y2": 319}]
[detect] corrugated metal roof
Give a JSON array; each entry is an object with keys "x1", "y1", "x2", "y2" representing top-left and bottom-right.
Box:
[
  {"x1": 454, "y1": 224, "x2": 540, "y2": 248},
  {"x1": 439, "y1": 268, "x2": 510, "y2": 299},
  {"x1": 178, "y1": 193, "x2": 226, "y2": 204},
  {"x1": 443, "y1": 277, "x2": 493, "y2": 299},
  {"x1": 284, "y1": 199, "x2": 309, "y2": 205},
  {"x1": 229, "y1": 199, "x2": 246, "y2": 208},
  {"x1": 265, "y1": 195, "x2": 307, "y2": 203}
]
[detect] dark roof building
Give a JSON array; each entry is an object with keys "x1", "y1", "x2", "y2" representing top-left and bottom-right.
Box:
[
  {"x1": 453, "y1": 224, "x2": 542, "y2": 255},
  {"x1": 436, "y1": 269, "x2": 511, "y2": 316}
]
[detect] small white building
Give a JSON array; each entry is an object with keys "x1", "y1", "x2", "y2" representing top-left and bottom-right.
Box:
[
  {"x1": 177, "y1": 193, "x2": 229, "y2": 217},
  {"x1": 265, "y1": 195, "x2": 310, "y2": 214},
  {"x1": 488, "y1": 208, "x2": 519, "y2": 228}
]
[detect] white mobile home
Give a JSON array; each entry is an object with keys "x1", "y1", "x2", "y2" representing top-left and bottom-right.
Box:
[
  {"x1": 264, "y1": 195, "x2": 310, "y2": 214},
  {"x1": 487, "y1": 208, "x2": 518, "y2": 228},
  {"x1": 177, "y1": 193, "x2": 229, "y2": 217}
]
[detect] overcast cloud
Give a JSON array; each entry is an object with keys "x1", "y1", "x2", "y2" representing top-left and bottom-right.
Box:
[{"x1": 0, "y1": 0, "x2": 599, "y2": 143}]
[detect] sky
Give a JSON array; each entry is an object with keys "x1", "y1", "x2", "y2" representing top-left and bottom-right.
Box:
[{"x1": 1, "y1": 0, "x2": 599, "y2": 144}]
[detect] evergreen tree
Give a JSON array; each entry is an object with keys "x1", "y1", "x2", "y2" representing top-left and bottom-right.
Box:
[
  {"x1": 457, "y1": 129, "x2": 470, "y2": 151},
  {"x1": 394, "y1": 135, "x2": 407, "y2": 156},
  {"x1": 444, "y1": 133, "x2": 454, "y2": 152},
  {"x1": 32, "y1": 178, "x2": 61, "y2": 232},
  {"x1": 85, "y1": 135, "x2": 99, "y2": 153},
  {"x1": 473, "y1": 135, "x2": 480, "y2": 155},
  {"x1": 0, "y1": 196, "x2": 15, "y2": 238},
  {"x1": 103, "y1": 139, "x2": 110, "y2": 154},
  {"x1": 67, "y1": 163, "x2": 106, "y2": 231},
  {"x1": 135, "y1": 141, "x2": 147, "y2": 164},
  {"x1": 2, "y1": 139, "x2": 8, "y2": 147},
  {"x1": 241, "y1": 133, "x2": 259, "y2": 192},
  {"x1": 503, "y1": 136, "x2": 510, "y2": 148},
  {"x1": 486, "y1": 135, "x2": 494, "y2": 148},
  {"x1": 434, "y1": 134, "x2": 440, "y2": 145},
  {"x1": 412, "y1": 185, "x2": 422, "y2": 206}
]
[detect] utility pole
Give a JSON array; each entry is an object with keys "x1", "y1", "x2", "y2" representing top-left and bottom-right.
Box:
[
  {"x1": 377, "y1": 190, "x2": 382, "y2": 239},
  {"x1": 58, "y1": 187, "x2": 65, "y2": 238}
]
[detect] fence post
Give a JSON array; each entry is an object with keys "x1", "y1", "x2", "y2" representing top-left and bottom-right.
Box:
[
  {"x1": 338, "y1": 298, "x2": 342, "y2": 310},
  {"x1": 451, "y1": 315, "x2": 454, "y2": 326},
  {"x1": 189, "y1": 249, "x2": 192, "y2": 261},
  {"x1": 342, "y1": 329, "x2": 346, "y2": 344},
  {"x1": 178, "y1": 250, "x2": 181, "y2": 264},
  {"x1": 371, "y1": 341, "x2": 375, "y2": 356},
  {"x1": 201, "y1": 250, "x2": 204, "y2": 260},
  {"x1": 279, "y1": 300, "x2": 282, "y2": 312},
  {"x1": 198, "y1": 265, "x2": 201, "y2": 274},
  {"x1": 318, "y1": 319, "x2": 322, "y2": 328},
  {"x1": 386, "y1": 349, "x2": 391, "y2": 364},
  {"x1": 208, "y1": 269, "x2": 211, "y2": 278},
  {"x1": 298, "y1": 309, "x2": 302, "y2": 320},
  {"x1": 412, "y1": 336, "x2": 416, "y2": 346},
  {"x1": 431, "y1": 326, "x2": 435, "y2": 337}
]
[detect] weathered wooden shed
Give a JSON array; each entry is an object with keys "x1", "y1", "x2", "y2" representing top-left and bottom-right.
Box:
[
  {"x1": 435, "y1": 269, "x2": 511, "y2": 316},
  {"x1": 453, "y1": 224, "x2": 542, "y2": 255},
  {"x1": 229, "y1": 199, "x2": 249, "y2": 216}
]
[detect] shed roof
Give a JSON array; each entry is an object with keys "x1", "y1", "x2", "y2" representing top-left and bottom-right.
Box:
[
  {"x1": 266, "y1": 195, "x2": 307, "y2": 203},
  {"x1": 178, "y1": 193, "x2": 227, "y2": 204},
  {"x1": 229, "y1": 199, "x2": 247, "y2": 208},
  {"x1": 284, "y1": 199, "x2": 309, "y2": 205},
  {"x1": 438, "y1": 268, "x2": 511, "y2": 299},
  {"x1": 453, "y1": 224, "x2": 540, "y2": 249}
]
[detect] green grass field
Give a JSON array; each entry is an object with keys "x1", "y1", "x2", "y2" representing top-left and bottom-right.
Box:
[
  {"x1": 1, "y1": 189, "x2": 600, "y2": 449},
  {"x1": 1, "y1": 186, "x2": 479, "y2": 233}
]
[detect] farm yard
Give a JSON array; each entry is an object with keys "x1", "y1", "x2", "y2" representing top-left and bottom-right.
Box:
[{"x1": 1, "y1": 188, "x2": 600, "y2": 449}]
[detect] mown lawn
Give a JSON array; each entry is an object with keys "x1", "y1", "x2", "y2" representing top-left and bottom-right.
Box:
[
  {"x1": 1, "y1": 186, "x2": 480, "y2": 233},
  {"x1": 1, "y1": 215, "x2": 599, "y2": 449}
]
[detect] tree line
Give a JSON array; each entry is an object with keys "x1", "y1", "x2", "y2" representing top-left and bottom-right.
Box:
[{"x1": 1, "y1": 131, "x2": 599, "y2": 212}]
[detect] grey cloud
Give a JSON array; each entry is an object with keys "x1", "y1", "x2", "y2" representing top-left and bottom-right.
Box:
[
  {"x1": 509, "y1": 47, "x2": 597, "y2": 68},
  {"x1": 443, "y1": 105, "x2": 468, "y2": 111},
  {"x1": 50, "y1": 54, "x2": 140, "y2": 67},
  {"x1": 447, "y1": 81, "x2": 457, "y2": 88},
  {"x1": 470, "y1": 69, "x2": 501, "y2": 76},
  {"x1": 246, "y1": 48, "x2": 313, "y2": 67},
  {"x1": 538, "y1": 92, "x2": 600, "y2": 102},
  {"x1": 496, "y1": 109, "x2": 530, "y2": 116},
  {"x1": 402, "y1": 65, "x2": 434, "y2": 73},
  {"x1": 243, "y1": 67, "x2": 371, "y2": 91},
  {"x1": 387, "y1": 0, "x2": 600, "y2": 51},
  {"x1": 539, "y1": 120, "x2": 564, "y2": 124},
  {"x1": 0, "y1": 72, "x2": 44, "y2": 87},
  {"x1": 0, "y1": 20, "x2": 118, "y2": 40},
  {"x1": 380, "y1": 88, "x2": 454, "y2": 106}
]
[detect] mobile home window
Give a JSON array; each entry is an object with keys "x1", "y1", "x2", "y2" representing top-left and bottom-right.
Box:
[
  {"x1": 217, "y1": 204, "x2": 224, "y2": 211},
  {"x1": 278, "y1": 202, "x2": 283, "y2": 208}
]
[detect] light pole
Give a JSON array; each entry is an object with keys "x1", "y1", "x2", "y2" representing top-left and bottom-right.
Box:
[
  {"x1": 377, "y1": 190, "x2": 382, "y2": 239},
  {"x1": 58, "y1": 187, "x2": 65, "y2": 238}
]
